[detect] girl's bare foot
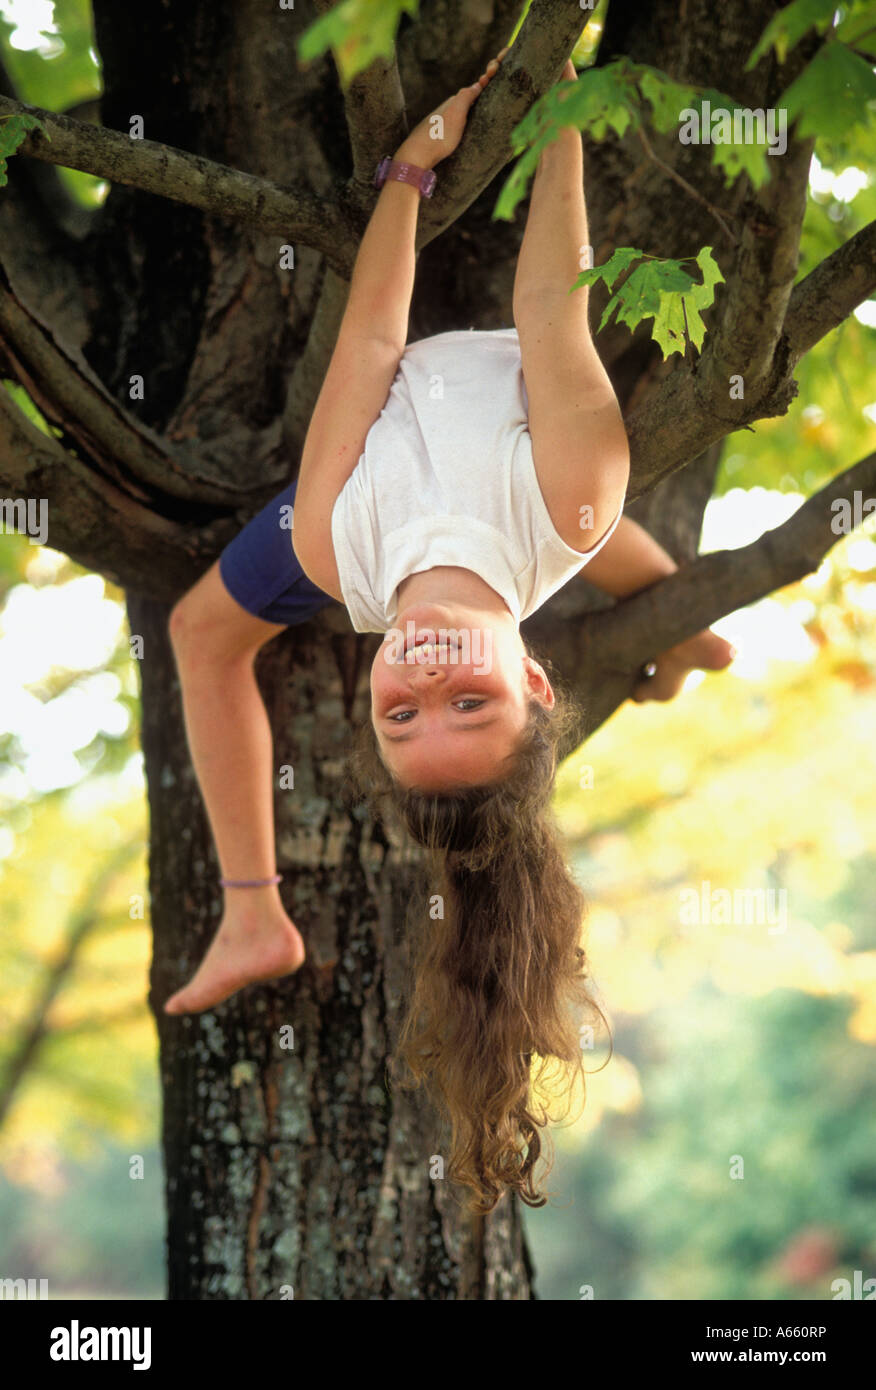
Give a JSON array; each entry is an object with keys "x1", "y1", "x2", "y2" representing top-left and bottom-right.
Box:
[
  {"x1": 632, "y1": 629, "x2": 735, "y2": 703},
  {"x1": 164, "y1": 897, "x2": 305, "y2": 1015}
]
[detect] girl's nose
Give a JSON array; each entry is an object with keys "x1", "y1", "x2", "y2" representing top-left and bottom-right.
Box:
[{"x1": 409, "y1": 662, "x2": 446, "y2": 683}]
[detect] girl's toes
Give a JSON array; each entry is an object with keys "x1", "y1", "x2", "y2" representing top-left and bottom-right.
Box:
[{"x1": 686, "y1": 631, "x2": 736, "y2": 671}]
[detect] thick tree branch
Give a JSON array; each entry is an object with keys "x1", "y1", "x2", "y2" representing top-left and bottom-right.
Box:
[
  {"x1": 0, "y1": 381, "x2": 234, "y2": 594},
  {"x1": 0, "y1": 95, "x2": 356, "y2": 276},
  {"x1": 341, "y1": 53, "x2": 408, "y2": 191},
  {"x1": 698, "y1": 135, "x2": 815, "y2": 401},
  {"x1": 0, "y1": 264, "x2": 243, "y2": 506},
  {"x1": 783, "y1": 217, "x2": 876, "y2": 364},
  {"x1": 528, "y1": 450, "x2": 876, "y2": 746}
]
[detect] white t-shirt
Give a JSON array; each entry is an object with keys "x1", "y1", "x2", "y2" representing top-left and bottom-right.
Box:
[{"x1": 330, "y1": 328, "x2": 623, "y2": 634}]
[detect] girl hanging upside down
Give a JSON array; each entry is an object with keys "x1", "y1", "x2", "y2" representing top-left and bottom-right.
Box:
[{"x1": 165, "y1": 52, "x2": 734, "y2": 1212}]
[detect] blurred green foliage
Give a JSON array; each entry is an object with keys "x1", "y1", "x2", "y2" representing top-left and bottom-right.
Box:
[{"x1": 529, "y1": 990, "x2": 876, "y2": 1300}]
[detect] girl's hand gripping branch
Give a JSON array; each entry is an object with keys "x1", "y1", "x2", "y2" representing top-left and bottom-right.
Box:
[{"x1": 396, "y1": 46, "x2": 510, "y2": 168}]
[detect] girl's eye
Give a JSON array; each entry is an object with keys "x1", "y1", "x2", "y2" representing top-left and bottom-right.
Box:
[{"x1": 387, "y1": 698, "x2": 486, "y2": 723}]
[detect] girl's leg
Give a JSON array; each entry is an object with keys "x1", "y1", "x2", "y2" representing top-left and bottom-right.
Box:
[
  {"x1": 163, "y1": 561, "x2": 304, "y2": 1015},
  {"x1": 573, "y1": 515, "x2": 736, "y2": 700}
]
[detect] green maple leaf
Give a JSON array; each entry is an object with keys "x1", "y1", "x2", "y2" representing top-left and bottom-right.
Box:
[
  {"x1": 653, "y1": 246, "x2": 725, "y2": 356},
  {"x1": 611, "y1": 258, "x2": 692, "y2": 337},
  {"x1": 689, "y1": 87, "x2": 778, "y2": 190},
  {"x1": 573, "y1": 245, "x2": 724, "y2": 360},
  {"x1": 781, "y1": 42, "x2": 876, "y2": 143},
  {"x1": 747, "y1": 0, "x2": 839, "y2": 68},
  {"x1": 0, "y1": 112, "x2": 48, "y2": 188},
  {"x1": 572, "y1": 246, "x2": 645, "y2": 294},
  {"x1": 636, "y1": 66, "x2": 699, "y2": 135}
]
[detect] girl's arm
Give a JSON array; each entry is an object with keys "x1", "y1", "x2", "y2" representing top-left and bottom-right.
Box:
[
  {"x1": 293, "y1": 53, "x2": 507, "y2": 594},
  {"x1": 290, "y1": 178, "x2": 421, "y2": 595},
  {"x1": 513, "y1": 70, "x2": 629, "y2": 555}
]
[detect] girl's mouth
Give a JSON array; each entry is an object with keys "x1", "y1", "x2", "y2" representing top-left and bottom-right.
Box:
[
  {"x1": 403, "y1": 631, "x2": 461, "y2": 658},
  {"x1": 404, "y1": 641, "x2": 456, "y2": 663}
]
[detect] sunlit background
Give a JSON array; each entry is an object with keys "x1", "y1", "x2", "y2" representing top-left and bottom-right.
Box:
[{"x1": 1, "y1": 1, "x2": 875, "y2": 1300}]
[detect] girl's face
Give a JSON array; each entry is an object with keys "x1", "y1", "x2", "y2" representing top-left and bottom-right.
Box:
[{"x1": 370, "y1": 602, "x2": 554, "y2": 790}]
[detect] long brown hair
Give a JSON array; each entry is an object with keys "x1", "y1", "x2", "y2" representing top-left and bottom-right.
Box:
[{"x1": 347, "y1": 654, "x2": 611, "y2": 1214}]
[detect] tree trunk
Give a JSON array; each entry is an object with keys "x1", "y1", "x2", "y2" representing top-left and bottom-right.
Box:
[{"x1": 129, "y1": 593, "x2": 535, "y2": 1298}]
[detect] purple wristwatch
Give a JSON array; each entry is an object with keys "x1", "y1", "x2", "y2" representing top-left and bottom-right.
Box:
[{"x1": 374, "y1": 156, "x2": 437, "y2": 198}]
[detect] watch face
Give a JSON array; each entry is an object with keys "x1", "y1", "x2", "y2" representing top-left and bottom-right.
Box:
[{"x1": 422, "y1": 170, "x2": 437, "y2": 197}]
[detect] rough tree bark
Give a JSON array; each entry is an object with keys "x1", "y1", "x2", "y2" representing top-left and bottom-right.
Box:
[{"x1": 1, "y1": 0, "x2": 874, "y2": 1298}]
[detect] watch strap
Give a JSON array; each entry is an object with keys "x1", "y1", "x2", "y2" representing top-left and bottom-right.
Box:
[{"x1": 374, "y1": 156, "x2": 437, "y2": 198}]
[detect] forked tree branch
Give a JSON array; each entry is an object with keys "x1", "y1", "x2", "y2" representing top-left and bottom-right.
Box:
[
  {"x1": 0, "y1": 381, "x2": 232, "y2": 592},
  {"x1": 783, "y1": 217, "x2": 876, "y2": 364},
  {"x1": 530, "y1": 450, "x2": 876, "y2": 745},
  {"x1": 0, "y1": 265, "x2": 239, "y2": 505}
]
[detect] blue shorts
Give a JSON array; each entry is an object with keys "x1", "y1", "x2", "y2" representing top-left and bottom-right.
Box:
[{"x1": 218, "y1": 477, "x2": 339, "y2": 627}]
